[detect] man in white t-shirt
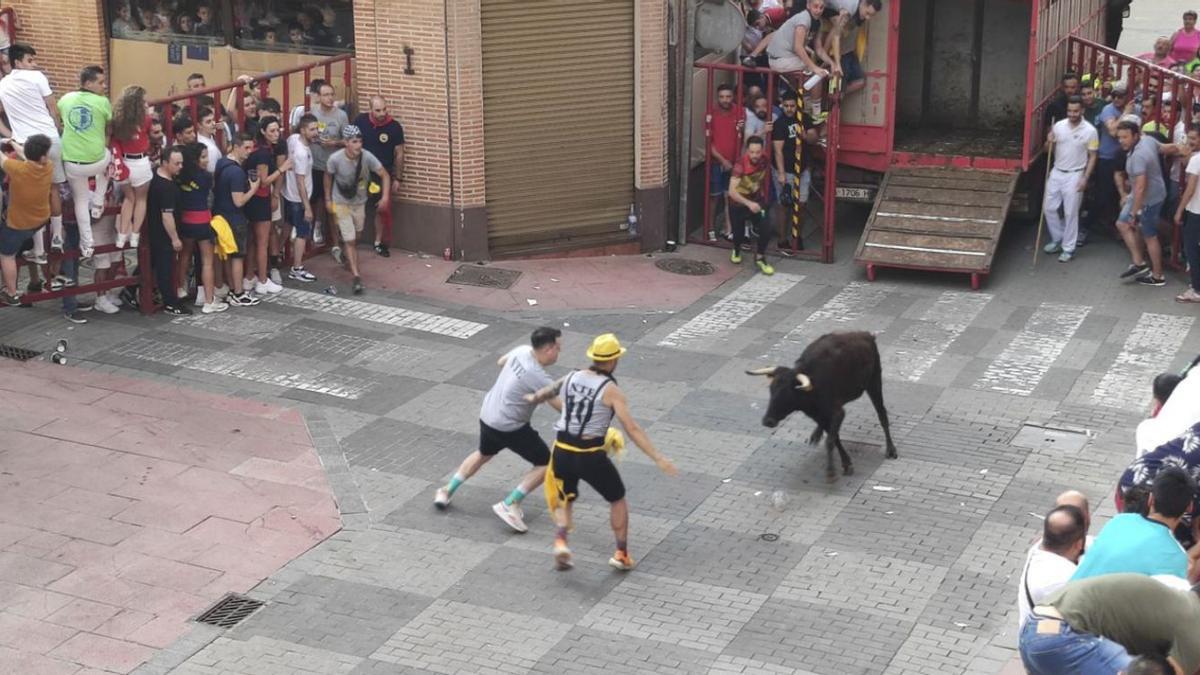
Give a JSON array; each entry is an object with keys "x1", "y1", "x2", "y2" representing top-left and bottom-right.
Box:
[
  {"x1": 0, "y1": 44, "x2": 65, "y2": 257},
  {"x1": 1174, "y1": 124, "x2": 1200, "y2": 303},
  {"x1": 282, "y1": 114, "x2": 318, "y2": 282},
  {"x1": 1042, "y1": 96, "x2": 1099, "y2": 262},
  {"x1": 434, "y1": 327, "x2": 564, "y2": 533},
  {"x1": 1017, "y1": 504, "x2": 1087, "y2": 630},
  {"x1": 195, "y1": 107, "x2": 223, "y2": 173}
]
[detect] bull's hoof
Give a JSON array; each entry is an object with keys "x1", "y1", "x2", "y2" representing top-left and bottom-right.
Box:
[
  {"x1": 843, "y1": 465, "x2": 855, "y2": 476},
  {"x1": 885, "y1": 448, "x2": 898, "y2": 460},
  {"x1": 808, "y1": 429, "x2": 824, "y2": 445}
]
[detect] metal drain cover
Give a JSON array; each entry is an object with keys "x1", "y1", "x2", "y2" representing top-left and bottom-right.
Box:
[
  {"x1": 1011, "y1": 424, "x2": 1089, "y2": 452},
  {"x1": 195, "y1": 593, "x2": 265, "y2": 628},
  {"x1": 655, "y1": 258, "x2": 716, "y2": 276},
  {"x1": 446, "y1": 264, "x2": 522, "y2": 289},
  {"x1": 0, "y1": 344, "x2": 42, "y2": 361}
]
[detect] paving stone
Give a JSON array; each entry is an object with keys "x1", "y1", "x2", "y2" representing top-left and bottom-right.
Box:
[
  {"x1": 774, "y1": 548, "x2": 948, "y2": 622},
  {"x1": 633, "y1": 421, "x2": 765, "y2": 479},
  {"x1": 371, "y1": 599, "x2": 571, "y2": 673},
  {"x1": 579, "y1": 573, "x2": 767, "y2": 653},
  {"x1": 341, "y1": 418, "x2": 476, "y2": 480},
  {"x1": 232, "y1": 575, "x2": 433, "y2": 657},
  {"x1": 501, "y1": 499, "x2": 678, "y2": 563},
  {"x1": 636, "y1": 522, "x2": 808, "y2": 595},
  {"x1": 530, "y1": 626, "x2": 718, "y2": 674},
  {"x1": 917, "y1": 566, "x2": 1016, "y2": 638},
  {"x1": 172, "y1": 636, "x2": 363, "y2": 674},
  {"x1": 386, "y1": 384, "x2": 486, "y2": 432},
  {"x1": 686, "y1": 479, "x2": 853, "y2": 545},
  {"x1": 884, "y1": 623, "x2": 988, "y2": 675}
]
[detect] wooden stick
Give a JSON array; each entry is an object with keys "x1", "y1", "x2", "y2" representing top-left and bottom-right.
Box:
[{"x1": 1033, "y1": 140, "x2": 1055, "y2": 267}]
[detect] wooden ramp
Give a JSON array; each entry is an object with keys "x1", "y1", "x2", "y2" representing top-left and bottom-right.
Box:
[{"x1": 854, "y1": 167, "x2": 1019, "y2": 289}]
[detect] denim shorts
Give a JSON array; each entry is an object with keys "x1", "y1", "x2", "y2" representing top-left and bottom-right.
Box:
[
  {"x1": 0, "y1": 223, "x2": 36, "y2": 256},
  {"x1": 710, "y1": 164, "x2": 732, "y2": 195},
  {"x1": 841, "y1": 51, "x2": 865, "y2": 84},
  {"x1": 1019, "y1": 615, "x2": 1131, "y2": 675},
  {"x1": 284, "y1": 200, "x2": 313, "y2": 239},
  {"x1": 1137, "y1": 201, "x2": 1164, "y2": 238}
]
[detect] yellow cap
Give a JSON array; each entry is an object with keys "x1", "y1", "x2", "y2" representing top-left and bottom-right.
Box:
[{"x1": 586, "y1": 333, "x2": 627, "y2": 362}]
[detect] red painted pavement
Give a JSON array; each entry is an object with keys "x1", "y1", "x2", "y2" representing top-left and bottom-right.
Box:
[
  {"x1": 0, "y1": 361, "x2": 341, "y2": 674},
  {"x1": 302, "y1": 245, "x2": 742, "y2": 312}
]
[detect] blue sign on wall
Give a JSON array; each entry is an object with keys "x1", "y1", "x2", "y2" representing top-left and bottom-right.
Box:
[{"x1": 187, "y1": 44, "x2": 209, "y2": 61}]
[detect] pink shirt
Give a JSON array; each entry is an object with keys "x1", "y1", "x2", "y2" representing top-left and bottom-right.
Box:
[
  {"x1": 1138, "y1": 52, "x2": 1178, "y2": 70},
  {"x1": 1170, "y1": 29, "x2": 1200, "y2": 64}
]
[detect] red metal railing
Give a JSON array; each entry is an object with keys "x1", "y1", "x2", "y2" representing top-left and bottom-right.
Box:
[
  {"x1": 1068, "y1": 35, "x2": 1199, "y2": 272},
  {"x1": 694, "y1": 62, "x2": 840, "y2": 263},
  {"x1": 1023, "y1": 0, "x2": 1107, "y2": 169}
]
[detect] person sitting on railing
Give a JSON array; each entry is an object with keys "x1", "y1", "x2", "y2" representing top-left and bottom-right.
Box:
[
  {"x1": 111, "y1": 84, "x2": 155, "y2": 251},
  {"x1": 1169, "y1": 11, "x2": 1200, "y2": 66},
  {"x1": 751, "y1": 0, "x2": 832, "y2": 116},
  {"x1": 821, "y1": 0, "x2": 881, "y2": 99},
  {"x1": 0, "y1": 134, "x2": 54, "y2": 306}
]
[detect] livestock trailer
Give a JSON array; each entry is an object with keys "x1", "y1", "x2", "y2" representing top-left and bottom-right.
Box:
[{"x1": 844, "y1": 0, "x2": 1107, "y2": 288}]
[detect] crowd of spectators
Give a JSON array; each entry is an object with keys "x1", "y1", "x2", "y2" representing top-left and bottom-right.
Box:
[
  {"x1": 0, "y1": 42, "x2": 405, "y2": 320},
  {"x1": 107, "y1": 0, "x2": 353, "y2": 53}
]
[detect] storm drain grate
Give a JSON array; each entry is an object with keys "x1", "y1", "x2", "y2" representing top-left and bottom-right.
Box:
[
  {"x1": 655, "y1": 258, "x2": 715, "y2": 276},
  {"x1": 195, "y1": 593, "x2": 265, "y2": 628},
  {"x1": 1010, "y1": 424, "x2": 1090, "y2": 453},
  {"x1": 0, "y1": 344, "x2": 41, "y2": 361},
  {"x1": 446, "y1": 264, "x2": 522, "y2": 290}
]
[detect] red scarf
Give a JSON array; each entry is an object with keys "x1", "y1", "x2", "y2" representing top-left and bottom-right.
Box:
[{"x1": 366, "y1": 114, "x2": 395, "y2": 129}]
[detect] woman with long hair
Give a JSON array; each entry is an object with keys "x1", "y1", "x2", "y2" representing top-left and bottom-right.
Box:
[
  {"x1": 111, "y1": 85, "x2": 154, "y2": 248},
  {"x1": 176, "y1": 142, "x2": 227, "y2": 314},
  {"x1": 245, "y1": 115, "x2": 291, "y2": 294}
]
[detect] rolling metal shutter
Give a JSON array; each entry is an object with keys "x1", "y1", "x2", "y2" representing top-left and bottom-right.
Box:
[{"x1": 481, "y1": 0, "x2": 635, "y2": 256}]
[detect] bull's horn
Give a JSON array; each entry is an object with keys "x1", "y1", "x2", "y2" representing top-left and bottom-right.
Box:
[
  {"x1": 745, "y1": 366, "x2": 777, "y2": 376},
  {"x1": 795, "y1": 373, "x2": 813, "y2": 391}
]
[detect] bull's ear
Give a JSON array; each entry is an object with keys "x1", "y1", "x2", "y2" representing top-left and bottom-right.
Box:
[
  {"x1": 745, "y1": 366, "x2": 780, "y2": 377},
  {"x1": 794, "y1": 372, "x2": 813, "y2": 391}
]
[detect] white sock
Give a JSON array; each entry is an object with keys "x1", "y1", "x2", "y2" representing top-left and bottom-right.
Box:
[
  {"x1": 50, "y1": 216, "x2": 63, "y2": 240},
  {"x1": 32, "y1": 227, "x2": 46, "y2": 257}
]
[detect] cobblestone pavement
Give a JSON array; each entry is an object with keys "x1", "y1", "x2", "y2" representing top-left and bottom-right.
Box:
[{"x1": 3, "y1": 223, "x2": 1200, "y2": 674}]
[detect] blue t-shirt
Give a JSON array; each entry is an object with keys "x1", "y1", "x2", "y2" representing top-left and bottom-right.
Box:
[
  {"x1": 177, "y1": 171, "x2": 213, "y2": 215},
  {"x1": 1096, "y1": 103, "x2": 1122, "y2": 160},
  {"x1": 1071, "y1": 513, "x2": 1188, "y2": 581},
  {"x1": 212, "y1": 158, "x2": 249, "y2": 226}
]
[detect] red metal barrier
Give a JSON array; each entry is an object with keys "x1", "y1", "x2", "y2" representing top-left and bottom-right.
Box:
[
  {"x1": 693, "y1": 62, "x2": 839, "y2": 263},
  {"x1": 1068, "y1": 36, "x2": 1200, "y2": 273}
]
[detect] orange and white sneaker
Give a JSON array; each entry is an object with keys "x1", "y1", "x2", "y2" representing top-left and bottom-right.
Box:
[
  {"x1": 553, "y1": 538, "x2": 573, "y2": 571},
  {"x1": 608, "y1": 550, "x2": 636, "y2": 571}
]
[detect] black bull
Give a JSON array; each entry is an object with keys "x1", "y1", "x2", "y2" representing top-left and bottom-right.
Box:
[{"x1": 747, "y1": 331, "x2": 898, "y2": 480}]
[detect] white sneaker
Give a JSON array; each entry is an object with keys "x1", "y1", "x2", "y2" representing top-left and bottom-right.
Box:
[
  {"x1": 269, "y1": 268, "x2": 283, "y2": 285},
  {"x1": 492, "y1": 501, "x2": 528, "y2": 533},
  {"x1": 215, "y1": 284, "x2": 230, "y2": 301},
  {"x1": 80, "y1": 246, "x2": 94, "y2": 259},
  {"x1": 330, "y1": 246, "x2": 343, "y2": 265},
  {"x1": 227, "y1": 292, "x2": 261, "y2": 307},
  {"x1": 130, "y1": 232, "x2": 140, "y2": 248},
  {"x1": 115, "y1": 232, "x2": 129, "y2": 248},
  {"x1": 243, "y1": 278, "x2": 255, "y2": 293},
  {"x1": 434, "y1": 487, "x2": 451, "y2": 510},
  {"x1": 108, "y1": 290, "x2": 123, "y2": 307},
  {"x1": 194, "y1": 287, "x2": 207, "y2": 307},
  {"x1": 89, "y1": 203, "x2": 104, "y2": 220},
  {"x1": 201, "y1": 301, "x2": 229, "y2": 314},
  {"x1": 93, "y1": 295, "x2": 119, "y2": 314},
  {"x1": 50, "y1": 234, "x2": 64, "y2": 252},
  {"x1": 255, "y1": 278, "x2": 283, "y2": 294}
]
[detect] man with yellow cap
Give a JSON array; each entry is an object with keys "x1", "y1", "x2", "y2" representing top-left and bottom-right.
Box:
[{"x1": 527, "y1": 333, "x2": 678, "y2": 571}]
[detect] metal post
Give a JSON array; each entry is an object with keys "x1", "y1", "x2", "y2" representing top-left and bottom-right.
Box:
[{"x1": 676, "y1": 0, "x2": 695, "y2": 247}]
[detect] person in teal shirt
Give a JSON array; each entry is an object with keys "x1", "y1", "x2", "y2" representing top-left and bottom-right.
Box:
[
  {"x1": 1072, "y1": 466, "x2": 1193, "y2": 581},
  {"x1": 57, "y1": 65, "x2": 112, "y2": 258}
]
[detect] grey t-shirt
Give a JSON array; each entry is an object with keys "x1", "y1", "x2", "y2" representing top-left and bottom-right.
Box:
[
  {"x1": 1126, "y1": 134, "x2": 1167, "y2": 206},
  {"x1": 325, "y1": 148, "x2": 382, "y2": 205},
  {"x1": 767, "y1": 12, "x2": 815, "y2": 61},
  {"x1": 311, "y1": 105, "x2": 349, "y2": 171},
  {"x1": 480, "y1": 346, "x2": 554, "y2": 432}
]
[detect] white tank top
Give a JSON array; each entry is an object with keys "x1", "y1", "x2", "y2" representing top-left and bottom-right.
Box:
[{"x1": 554, "y1": 369, "x2": 615, "y2": 440}]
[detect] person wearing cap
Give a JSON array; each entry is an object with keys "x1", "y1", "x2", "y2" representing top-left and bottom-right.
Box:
[
  {"x1": 1020, "y1": 573, "x2": 1200, "y2": 675},
  {"x1": 526, "y1": 333, "x2": 678, "y2": 572},
  {"x1": 323, "y1": 124, "x2": 390, "y2": 295}
]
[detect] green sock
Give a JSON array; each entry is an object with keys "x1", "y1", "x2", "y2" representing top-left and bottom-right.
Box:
[
  {"x1": 503, "y1": 486, "x2": 526, "y2": 506},
  {"x1": 446, "y1": 473, "x2": 466, "y2": 496}
]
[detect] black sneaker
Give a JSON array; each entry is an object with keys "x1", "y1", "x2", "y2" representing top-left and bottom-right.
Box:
[
  {"x1": 0, "y1": 290, "x2": 21, "y2": 306},
  {"x1": 26, "y1": 279, "x2": 43, "y2": 293},
  {"x1": 352, "y1": 276, "x2": 364, "y2": 295},
  {"x1": 162, "y1": 304, "x2": 193, "y2": 315},
  {"x1": 1119, "y1": 262, "x2": 1150, "y2": 279},
  {"x1": 1137, "y1": 275, "x2": 1166, "y2": 287},
  {"x1": 374, "y1": 243, "x2": 391, "y2": 258},
  {"x1": 63, "y1": 310, "x2": 88, "y2": 324}
]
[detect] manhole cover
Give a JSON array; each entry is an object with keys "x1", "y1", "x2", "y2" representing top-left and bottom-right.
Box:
[
  {"x1": 446, "y1": 264, "x2": 522, "y2": 289},
  {"x1": 758, "y1": 533, "x2": 780, "y2": 542},
  {"x1": 655, "y1": 258, "x2": 716, "y2": 276},
  {"x1": 0, "y1": 344, "x2": 41, "y2": 361},
  {"x1": 195, "y1": 593, "x2": 265, "y2": 628},
  {"x1": 1011, "y1": 424, "x2": 1089, "y2": 452}
]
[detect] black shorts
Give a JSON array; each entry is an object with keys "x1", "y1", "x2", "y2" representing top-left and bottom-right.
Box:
[
  {"x1": 245, "y1": 195, "x2": 271, "y2": 223},
  {"x1": 551, "y1": 445, "x2": 625, "y2": 504},
  {"x1": 479, "y1": 420, "x2": 550, "y2": 466},
  {"x1": 226, "y1": 218, "x2": 249, "y2": 258},
  {"x1": 310, "y1": 170, "x2": 325, "y2": 205}
]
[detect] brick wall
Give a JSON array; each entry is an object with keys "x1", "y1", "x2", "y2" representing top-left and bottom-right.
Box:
[
  {"x1": 351, "y1": 0, "x2": 452, "y2": 207},
  {"x1": 7, "y1": 0, "x2": 108, "y2": 92},
  {"x1": 636, "y1": 1, "x2": 669, "y2": 190}
]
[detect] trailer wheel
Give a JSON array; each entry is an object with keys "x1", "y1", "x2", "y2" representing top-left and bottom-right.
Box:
[
  {"x1": 866, "y1": 264, "x2": 876, "y2": 282},
  {"x1": 970, "y1": 273, "x2": 981, "y2": 291}
]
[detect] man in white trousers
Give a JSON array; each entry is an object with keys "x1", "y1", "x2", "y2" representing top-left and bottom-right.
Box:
[{"x1": 1043, "y1": 96, "x2": 1098, "y2": 263}]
